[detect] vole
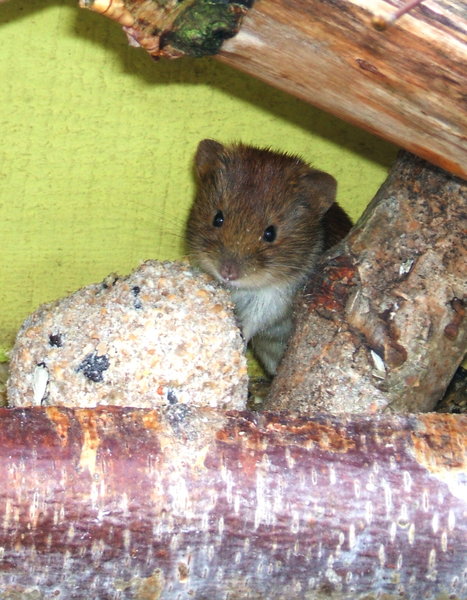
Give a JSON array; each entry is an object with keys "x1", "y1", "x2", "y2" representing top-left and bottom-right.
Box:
[{"x1": 186, "y1": 139, "x2": 352, "y2": 376}]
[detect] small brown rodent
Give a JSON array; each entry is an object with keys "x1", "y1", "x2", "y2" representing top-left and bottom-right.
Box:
[{"x1": 186, "y1": 139, "x2": 352, "y2": 376}]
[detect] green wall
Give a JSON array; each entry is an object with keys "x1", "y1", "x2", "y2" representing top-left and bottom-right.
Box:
[{"x1": 0, "y1": 0, "x2": 397, "y2": 360}]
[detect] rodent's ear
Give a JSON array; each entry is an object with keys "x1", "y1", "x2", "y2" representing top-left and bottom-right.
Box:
[
  {"x1": 195, "y1": 139, "x2": 225, "y2": 180},
  {"x1": 299, "y1": 169, "x2": 337, "y2": 215}
]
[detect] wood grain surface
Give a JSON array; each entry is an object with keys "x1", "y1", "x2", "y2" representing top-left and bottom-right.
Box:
[{"x1": 218, "y1": 0, "x2": 467, "y2": 179}]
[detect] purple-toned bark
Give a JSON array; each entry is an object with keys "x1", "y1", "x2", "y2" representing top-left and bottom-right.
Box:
[{"x1": 0, "y1": 406, "x2": 465, "y2": 599}]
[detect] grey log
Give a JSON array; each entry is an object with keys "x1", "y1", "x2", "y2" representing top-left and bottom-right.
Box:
[{"x1": 268, "y1": 152, "x2": 466, "y2": 414}]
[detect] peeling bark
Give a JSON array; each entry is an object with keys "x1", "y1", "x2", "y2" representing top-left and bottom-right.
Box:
[
  {"x1": 268, "y1": 152, "x2": 466, "y2": 415},
  {"x1": 0, "y1": 406, "x2": 465, "y2": 600}
]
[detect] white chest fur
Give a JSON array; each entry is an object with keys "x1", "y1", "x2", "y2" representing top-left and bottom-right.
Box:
[{"x1": 230, "y1": 281, "x2": 301, "y2": 374}]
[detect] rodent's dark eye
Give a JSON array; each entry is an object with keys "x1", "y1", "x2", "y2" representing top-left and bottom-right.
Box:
[
  {"x1": 212, "y1": 210, "x2": 224, "y2": 228},
  {"x1": 263, "y1": 225, "x2": 277, "y2": 243}
]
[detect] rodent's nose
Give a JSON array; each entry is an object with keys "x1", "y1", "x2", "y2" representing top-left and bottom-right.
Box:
[{"x1": 220, "y1": 260, "x2": 240, "y2": 282}]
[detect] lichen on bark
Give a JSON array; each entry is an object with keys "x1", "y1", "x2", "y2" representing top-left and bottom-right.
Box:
[
  {"x1": 165, "y1": 0, "x2": 252, "y2": 57},
  {"x1": 80, "y1": 0, "x2": 253, "y2": 58}
]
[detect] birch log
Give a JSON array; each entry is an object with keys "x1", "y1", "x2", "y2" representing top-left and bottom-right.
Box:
[
  {"x1": 2, "y1": 0, "x2": 466, "y2": 178},
  {"x1": 0, "y1": 406, "x2": 465, "y2": 599},
  {"x1": 218, "y1": 0, "x2": 467, "y2": 179},
  {"x1": 268, "y1": 151, "x2": 466, "y2": 415}
]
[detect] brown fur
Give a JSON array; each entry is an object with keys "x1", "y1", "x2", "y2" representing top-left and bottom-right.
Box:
[
  {"x1": 185, "y1": 139, "x2": 353, "y2": 375},
  {"x1": 186, "y1": 139, "x2": 352, "y2": 289}
]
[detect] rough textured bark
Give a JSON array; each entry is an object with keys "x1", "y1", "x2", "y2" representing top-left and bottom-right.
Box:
[
  {"x1": 218, "y1": 0, "x2": 467, "y2": 180},
  {"x1": 268, "y1": 152, "x2": 466, "y2": 415},
  {"x1": 79, "y1": 0, "x2": 252, "y2": 58},
  {"x1": 0, "y1": 406, "x2": 465, "y2": 599}
]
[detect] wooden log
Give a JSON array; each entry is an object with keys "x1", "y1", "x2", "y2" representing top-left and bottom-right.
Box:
[
  {"x1": 217, "y1": 0, "x2": 467, "y2": 179},
  {"x1": 268, "y1": 151, "x2": 467, "y2": 414},
  {"x1": 3, "y1": 0, "x2": 466, "y2": 177},
  {"x1": 0, "y1": 405, "x2": 465, "y2": 599}
]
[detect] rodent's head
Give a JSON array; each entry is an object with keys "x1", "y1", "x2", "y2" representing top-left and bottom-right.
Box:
[{"x1": 186, "y1": 139, "x2": 337, "y2": 290}]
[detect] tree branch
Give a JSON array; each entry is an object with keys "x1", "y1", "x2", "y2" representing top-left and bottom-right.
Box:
[
  {"x1": 218, "y1": 0, "x2": 467, "y2": 179},
  {"x1": 0, "y1": 406, "x2": 465, "y2": 599},
  {"x1": 268, "y1": 152, "x2": 466, "y2": 414}
]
